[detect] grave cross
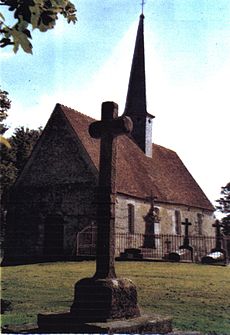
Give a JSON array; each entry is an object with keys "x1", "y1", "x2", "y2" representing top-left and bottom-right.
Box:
[
  {"x1": 89, "y1": 102, "x2": 133, "y2": 279},
  {"x1": 165, "y1": 239, "x2": 171, "y2": 254},
  {"x1": 213, "y1": 219, "x2": 222, "y2": 251},
  {"x1": 181, "y1": 218, "x2": 192, "y2": 247},
  {"x1": 146, "y1": 191, "x2": 157, "y2": 212}
]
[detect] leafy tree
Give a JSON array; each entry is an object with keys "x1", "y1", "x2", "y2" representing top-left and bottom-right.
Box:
[
  {"x1": 1, "y1": 126, "x2": 42, "y2": 200},
  {"x1": 0, "y1": 89, "x2": 11, "y2": 148},
  {"x1": 0, "y1": 0, "x2": 77, "y2": 54},
  {"x1": 0, "y1": 88, "x2": 11, "y2": 134},
  {"x1": 216, "y1": 182, "x2": 230, "y2": 236},
  {"x1": 0, "y1": 126, "x2": 42, "y2": 243},
  {"x1": 11, "y1": 126, "x2": 42, "y2": 172},
  {"x1": 0, "y1": 90, "x2": 42, "y2": 246}
]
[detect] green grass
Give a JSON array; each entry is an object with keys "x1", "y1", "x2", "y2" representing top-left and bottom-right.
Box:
[{"x1": 1, "y1": 261, "x2": 230, "y2": 333}]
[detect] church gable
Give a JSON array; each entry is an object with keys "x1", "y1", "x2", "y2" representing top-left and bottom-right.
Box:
[{"x1": 15, "y1": 104, "x2": 97, "y2": 188}]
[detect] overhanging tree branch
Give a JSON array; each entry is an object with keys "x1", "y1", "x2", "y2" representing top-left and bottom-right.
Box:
[{"x1": 0, "y1": 0, "x2": 77, "y2": 54}]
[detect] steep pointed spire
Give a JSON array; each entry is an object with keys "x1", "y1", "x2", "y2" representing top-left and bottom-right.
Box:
[
  {"x1": 124, "y1": 14, "x2": 154, "y2": 157},
  {"x1": 125, "y1": 14, "x2": 146, "y2": 117}
]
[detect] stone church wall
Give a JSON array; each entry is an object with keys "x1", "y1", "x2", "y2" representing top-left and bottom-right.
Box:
[
  {"x1": 115, "y1": 193, "x2": 215, "y2": 237},
  {"x1": 5, "y1": 183, "x2": 97, "y2": 263}
]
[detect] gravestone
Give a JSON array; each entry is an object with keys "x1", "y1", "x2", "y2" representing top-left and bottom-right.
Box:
[
  {"x1": 181, "y1": 218, "x2": 192, "y2": 249},
  {"x1": 38, "y1": 102, "x2": 172, "y2": 333},
  {"x1": 201, "y1": 220, "x2": 226, "y2": 264},
  {"x1": 212, "y1": 219, "x2": 222, "y2": 252},
  {"x1": 163, "y1": 238, "x2": 172, "y2": 259},
  {"x1": 165, "y1": 239, "x2": 171, "y2": 253},
  {"x1": 120, "y1": 248, "x2": 144, "y2": 260},
  {"x1": 143, "y1": 192, "x2": 159, "y2": 248},
  {"x1": 169, "y1": 218, "x2": 193, "y2": 262}
]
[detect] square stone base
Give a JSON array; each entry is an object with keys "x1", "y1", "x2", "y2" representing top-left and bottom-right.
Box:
[
  {"x1": 70, "y1": 277, "x2": 140, "y2": 321},
  {"x1": 38, "y1": 312, "x2": 173, "y2": 334}
]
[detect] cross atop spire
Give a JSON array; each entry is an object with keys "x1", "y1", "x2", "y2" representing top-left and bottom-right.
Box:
[{"x1": 141, "y1": 0, "x2": 146, "y2": 15}]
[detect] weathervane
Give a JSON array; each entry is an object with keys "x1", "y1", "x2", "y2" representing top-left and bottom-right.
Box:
[{"x1": 141, "y1": 0, "x2": 146, "y2": 14}]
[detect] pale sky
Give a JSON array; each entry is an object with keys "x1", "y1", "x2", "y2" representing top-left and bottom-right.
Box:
[{"x1": 0, "y1": 0, "x2": 230, "y2": 210}]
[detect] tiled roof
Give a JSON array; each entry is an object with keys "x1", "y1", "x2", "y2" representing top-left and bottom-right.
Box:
[{"x1": 60, "y1": 104, "x2": 214, "y2": 211}]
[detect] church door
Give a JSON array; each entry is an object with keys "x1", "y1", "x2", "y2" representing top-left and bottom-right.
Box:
[{"x1": 44, "y1": 215, "x2": 64, "y2": 258}]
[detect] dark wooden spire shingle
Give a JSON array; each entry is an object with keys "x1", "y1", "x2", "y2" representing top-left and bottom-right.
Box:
[{"x1": 124, "y1": 14, "x2": 154, "y2": 157}]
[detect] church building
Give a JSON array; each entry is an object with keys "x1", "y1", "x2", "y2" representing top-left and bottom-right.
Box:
[{"x1": 4, "y1": 14, "x2": 215, "y2": 263}]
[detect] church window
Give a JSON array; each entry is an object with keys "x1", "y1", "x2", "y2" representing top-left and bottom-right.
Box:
[
  {"x1": 197, "y1": 213, "x2": 203, "y2": 235},
  {"x1": 175, "y1": 210, "x2": 181, "y2": 234},
  {"x1": 128, "y1": 204, "x2": 135, "y2": 234}
]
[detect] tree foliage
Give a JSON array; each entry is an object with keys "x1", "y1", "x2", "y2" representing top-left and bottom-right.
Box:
[
  {"x1": 0, "y1": 126, "x2": 42, "y2": 237},
  {"x1": 0, "y1": 89, "x2": 11, "y2": 148},
  {"x1": 0, "y1": 0, "x2": 77, "y2": 53},
  {"x1": 0, "y1": 88, "x2": 11, "y2": 135},
  {"x1": 0, "y1": 89, "x2": 42, "y2": 243},
  {"x1": 1, "y1": 126, "x2": 42, "y2": 199},
  {"x1": 216, "y1": 182, "x2": 230, "y2": 235},
  {"x1": 11, "y1": 126, "x2": 42, "y2": 172}
]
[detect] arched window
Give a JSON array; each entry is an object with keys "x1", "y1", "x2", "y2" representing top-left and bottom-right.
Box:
[
  {"x1": 175, "y1": 210, "x2": 181, "y2": 235},
  {"x1": 197, "y1": 213, "x2": 203, "y2": 235},
  {"x1": 128, "y1": 204, "x2": 135, "y2": 234}
]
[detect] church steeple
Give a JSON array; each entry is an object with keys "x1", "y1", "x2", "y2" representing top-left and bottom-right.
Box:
[{"x1": 124, "y1": 13, "x2": 154, "y2": 158}]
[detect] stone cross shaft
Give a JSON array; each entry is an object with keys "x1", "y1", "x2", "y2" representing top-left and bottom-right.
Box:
[
  {"x1": 89, "y1": 102, "x2": 132, "y2": 279},
  {"x1": 165, "y1": 239, "x2": 171, "y2": 253},
  {"x1": 182, "y1": 218, "x2": 192, "y2": 247},
  {"x1": 213, "y1": 219, "x2": 222, "y2": 250},
  {"x1": 146, "y1": 191, "x2": 157, "y2": 212}
]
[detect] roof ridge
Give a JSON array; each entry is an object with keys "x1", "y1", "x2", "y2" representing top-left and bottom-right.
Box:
[
  {"x1": 153, "y1": 143, "x2": 176, "y2": 154},
  {"x1": 58, "y1": 103, "x2": 97, "y2": 122}
]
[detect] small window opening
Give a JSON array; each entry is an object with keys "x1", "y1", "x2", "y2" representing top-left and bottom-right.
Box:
[
  {"x1": 128, "y1": 204, "x2": 135, "y2": 234},
  {"x1": 197, "y1": 213, "x2": 203, "y2": 235},
  {"x1": 175, "y1": 210, "x2": 181, "y2": 235}
]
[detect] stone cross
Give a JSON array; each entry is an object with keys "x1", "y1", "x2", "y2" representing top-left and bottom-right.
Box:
[
  {"x1": 89, "y1": 101, "x2": 132, "y2": 279},
  {"x1": 181, "y1": 218, "x2": 192, "y2": 247},
  {"x1": 141, "y1": 0, "x2": 146, "y2": 14},
  {"x1": 213, "y1": 219, "x2": 222, "y2": 251},
  {"x1": 165, "y1": 239, "x2": 171, "y2": 254},
  {"x1": 143, "y1": 192, "x2": 158, "y2": 248},
  {"x1": 146, "y1": 191, "x2": 157, "y2": 213}
]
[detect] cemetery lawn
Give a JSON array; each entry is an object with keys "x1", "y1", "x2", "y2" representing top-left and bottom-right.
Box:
[{"x1": 1, "y1": 261, "x2": 230, "y2": 333}]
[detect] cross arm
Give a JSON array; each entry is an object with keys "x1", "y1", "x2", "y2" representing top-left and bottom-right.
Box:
[{"x1": 89, "y1": 115, "x2": 133, "y2": 139}]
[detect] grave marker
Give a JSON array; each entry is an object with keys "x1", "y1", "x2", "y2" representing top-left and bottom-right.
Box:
[
  {"x1": 181, "y1": 218, "x2": 192, "y2": 248},
  {"x1": 143, "y1": 192, "x2": 159, "y2": 248},
  {"x1": 212, "y1": 219, "x2": 222, "y2": 251},
  {"x1": 168, "y1": 218, "x2": 193, "y2": 262},
  {"x1": 201, "y1": 220, "x2": 226, "y2": 264}
]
